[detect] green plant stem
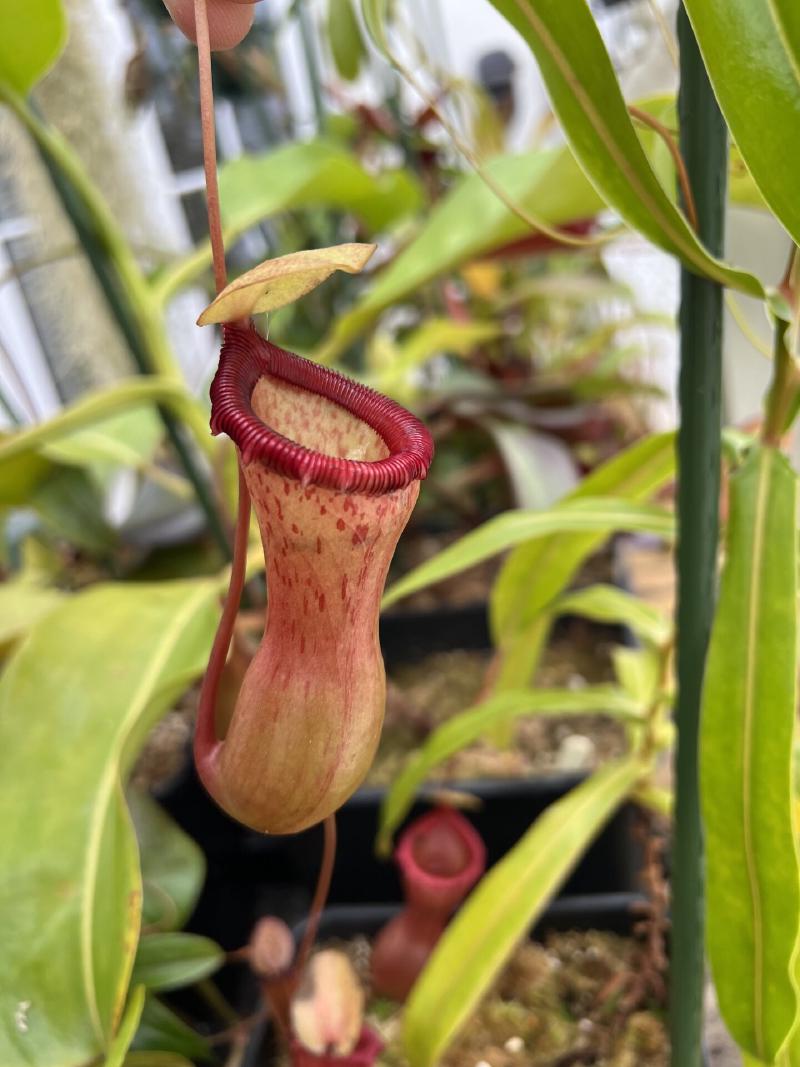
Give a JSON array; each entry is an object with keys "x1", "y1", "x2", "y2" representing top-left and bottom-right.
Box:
[
  {"x1": 0, "y1": 86, "x2": 232, "y2": 559},
  {"x1": 671, "y1": 8, "x2": 726, "y2": 1065}
]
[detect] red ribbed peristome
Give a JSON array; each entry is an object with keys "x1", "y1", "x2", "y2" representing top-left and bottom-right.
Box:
[{"x1": 210, "y1": 323, "x2": 434, "y2": 494}]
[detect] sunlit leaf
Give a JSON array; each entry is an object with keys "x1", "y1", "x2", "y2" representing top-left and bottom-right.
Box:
[
  {"x1": 197, "y1": 243, "x2": 376, "y2": 324},
  {"x1": 702, "y1": 445, "x2": 800, "y2": 1062},
  {"x1": 402, "y1": 758, "x2": 645, "y2": 1066}
]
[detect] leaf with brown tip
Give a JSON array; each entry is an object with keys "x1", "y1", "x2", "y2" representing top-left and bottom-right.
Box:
[{"x1": 197, "y1": 244, "x2": 377, "y2": 325}]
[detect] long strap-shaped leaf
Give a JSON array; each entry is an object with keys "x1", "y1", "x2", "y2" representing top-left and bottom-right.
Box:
[
  {"x1": 376, "y1": 684, "x2": 641, "y2": 854},
  {"x1": 0, "y1": 581, "x2": 218, "y2": 1067},
  {"x1": 491, "y1": 432, "x2": 675, "y2": 642},
  {"x1": 683, "y1": 0, "x2": 800, "y2": 249},
  {"x1": 701, "y1": 445, "x2": 800, "y2": 1062},
  {"x1": 483, "y1": 0, "x2": 761, "y2": 296},
  {"x1": 402, "y1": 757, "x2": 645, "y2": 1067},
  {"x1": 382, "y1": 496, "x2": 674, "y2": 609}
]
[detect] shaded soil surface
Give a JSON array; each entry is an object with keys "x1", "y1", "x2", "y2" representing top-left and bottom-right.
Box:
[
  {"x1": 282, "y1": 930, "x2": 668, "y2": 1067},
  {"x1": 368, "y1": 626, "x2": 627, "y2": 787}
]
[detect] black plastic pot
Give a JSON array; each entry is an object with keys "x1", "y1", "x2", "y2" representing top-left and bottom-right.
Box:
[
  {"x1": 242, "y1": 894, "x2": 702, "y2": 1067},
  {"x1": 285, "y1": 773, "x2": 640, "y2": 906}
]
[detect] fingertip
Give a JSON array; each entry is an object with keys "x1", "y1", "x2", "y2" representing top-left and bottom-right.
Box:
[{"x1": 163, "y1": 0, "x2": 255, "y2": 50}]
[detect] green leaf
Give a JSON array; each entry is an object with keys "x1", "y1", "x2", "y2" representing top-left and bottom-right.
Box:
[
  {"x1": 0, "y1": 578, "x2": 63, "y2": 653},
  {"x1": 555, "y1": 584, "x2": 671, "y2": 647},
  {"x1": 0, "y1": 580, "x2": 219, "y2": 1067},
  {"x1": 490, "y1": 432, "x2": 675, "y2": 643},
  {"x1": 132, "y1": 934, "x2": 223, "y2": 993},
  {"x1": 151, "y1": 138, "x2": 424, "y2": 304},
  {"x1": 0, "y1": 439, "x2": 54, "y2": 506},
  {"x1": 489, "y1": 612, "x2": 553, "y2": 693},
  {"x1": 402, "y1": 758, "x2": 644, "y2": 1066},
  {"x1": 376, "y1": 685, "x2": 642, "y2": 855},
  {"x1": 382, "y1": 496, "x2": 674, "y2": 611},
  {"x1": 220, "y1": 139, "x2": 421, "y2": 235},
  {"x1": 30, "y1": 466, "x2": 116, "y2": 553},
  {"x1": 613, "y1": 645, "x2": 661, "y2": 707},
  {"x1": 319, "y1": 144, "x2": 605, "y2": 358},
  {"x1": 479, "y1": 421, "x2": 579, "y2": 511},
  {"x1": 43, "y1": 408, "x2": 163, "y2": 490},
  {"x1": 684, "y1": 0, "x2": 800, "y2": 247},
  {"x1": 0, "y1": 0, "x2": 67, "y2": 95},
  {"x1": 128, "y1": 791, "x2": 205, "y2": 934},
  {"x1": 105, "y1": 987, "x2": 146, "y2": 1067},
  {"x1": 0, "y1": 377, "x2": 209, "y2": 468},
  {"x1": 701, "y1": 445, "x2": 800, "y2": 1062},
  {"x1": 482, "y1": 0, "x2": 761, "y2": 296},
  {"x1": 131, "y1": 998, "x2": 211, "y2": 1063},
  {"x1": 327, "y1": 0, "x2": 367, "y2": 80},
  {"x1": 197, "y1": 243, "x2": 376, "y2": 324},
  {"x1": 369, "y1": 318, "x2": 503, "y2": 401}
]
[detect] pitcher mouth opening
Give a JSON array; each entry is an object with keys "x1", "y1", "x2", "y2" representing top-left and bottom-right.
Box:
[{"x1": 210, "y1": 323, "x2": 434, "y2": 494}]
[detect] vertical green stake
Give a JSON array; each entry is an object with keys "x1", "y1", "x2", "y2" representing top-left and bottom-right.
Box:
[{"x1": 671, "y1": 7, "x2": 726, "y2": 1066}]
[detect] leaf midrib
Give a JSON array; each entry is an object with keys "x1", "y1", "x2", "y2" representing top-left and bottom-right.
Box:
[
  {"x1": 512, "y1": 0, "x2": 754, "y2": 291},
  {"x1": 80, "y1": 586, "x2": 213, "y2": 1042}
]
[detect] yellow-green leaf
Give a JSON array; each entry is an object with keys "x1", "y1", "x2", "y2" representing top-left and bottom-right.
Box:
[
  {"x1": 0, "y1": 0, "x2": 67, "y2": 95},
  {"x1": 0, "y1": 580, "x2": 218, "y2": 1067},
  {"x1": 702, "y1": 445, "x2": 800, "y2": 1062},
  {"x1": 197, "y1": 243, "x2": 376, "y2": 325},
  {"x1": 402, "y1": 758, "x2": 644, "y2": 1067},
  {"x1": 327, "y1": 0, "x2": 367, "y2": 81},
  {"x1": 555, "y1": 584, "x2": 671, "y2": 647},
  {"x1": 104, "y1": 987, "x2": 146, "y2": 1067},
  {"x1": 483, "y1": 0, "x2": 762, "y2": 295},
  {"x1": 382, "y1": 496, "x2": 674, "y2": 610},
  {"x1": 491, "y1": 432, "x2": 675, "y2": 643},
  {"x1": 684, "y1": 0, "x2": 800, "y2": 247},
  {"x1": 377, "y1": 685, "x2": 642, "y2": 855}
]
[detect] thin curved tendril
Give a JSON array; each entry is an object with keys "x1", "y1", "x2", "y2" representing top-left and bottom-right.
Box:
[
  {"x1": 194, "y1": 0, "x2": 228, "y2": 295},
  {"x1": 194, "y1": 460, "x2": 252, "y2": 769},
  {"x1": 192, "y1": 0, "x2": 253, "y2": 802},
  {"x1": 291, "y1": 815, "x2": 338, "y2": 994},
  {"x1": 628, "y1": 105, "x2": 698, "y2": 232},
  {"x1": 384, "y1": 21, "x2": 621, "y2": 250}
]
